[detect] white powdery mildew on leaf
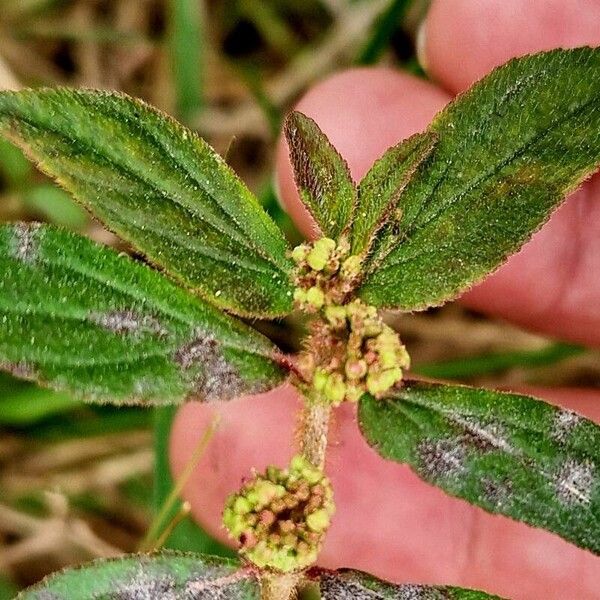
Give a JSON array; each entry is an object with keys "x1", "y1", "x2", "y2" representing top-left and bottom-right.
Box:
[
  {"x1": 0, "y1": 360, "x2": 36, "y2": 380},
  {"x1": 319, "y1": 575, "x2": 448, "y2": 600},
  {"x1": 319, "y1": 577, "x2": 381, "y2": 600},
  {"x1": 450, "y1": 414, "x2": 514, "y2": 454},
  {"x1": 481, "y1": 477, "x2": 514, "y2": 510},
  {"x1": 174, "y1": 330, "x2": 246, "y2": 402},
  {"x1": 417, "y1": 438, "x2": 468, "y2": 481},
  {"x1": 552, "y1": 408, "x2": 582, "y2": 443},
  {"x1": 112, "y1": 570, "x2": 178, "y2": 600},
  {"x1": 553, "y1": 458, "x2": 596, "y2": 507},
  {"x1": 185, "y1": 570, "x2": 250, "y2": 599},
  {"x1": 10, "y1": 222, "x2": 41, "y2": 263},
  {"x1": 30, "y1": 591, "x2": 60, "y2": 600},
  {"x1": 89, "y1": 310, "x2": 167, "y2": 337}
]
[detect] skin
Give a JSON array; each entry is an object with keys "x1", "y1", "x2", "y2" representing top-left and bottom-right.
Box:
[{"x1": 170, "y1": 2, "x2": 600, "y2": 598}]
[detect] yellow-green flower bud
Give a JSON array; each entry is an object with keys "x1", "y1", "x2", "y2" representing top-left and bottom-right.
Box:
[
  {"x1": 345, "y1": 384, "x2": 363, "y2": 403},
  {"x1": 255, "y1": 480, "x2": 285, "y2": 506},
  {"x1": 306, "y1": 508, "x2": 332, "y2": 533},
  {"x1": 363, "y1": 319, "x2": 383, "y2": 337},
  {"x1": 313, "y1": 369, "x2": 329, "y2": 392},
  {"x1": 324, "y1": 372, "x2": 346, "y2": 405},
  {"x1": 345, "y1": 358, "x2": 368, "y2": 380},
  {"x1": 291, "y1": 244, "x2": 309, "y2": 264},
  {"x1": 324, "y1": 305, "x2": 347, "y2": 328},
  {"x1": 382, "y1": 367, "x2": 402, "y2": 389},
  {"x1": 306, "y1": 238, "x2": 335, "y2": 271},
  {"x1": 366, "y1": 372, "x2": 381, "y2": 396},
  {"x1": 397, "y1": 344, "x2": 411, "y2": 369},
  {"x1": 366, "y1": 367, "x2": 402, "y2": 396},
  {"x1": 378, "y1": 346, "x2": 399, "y2": 369},
  {"x1": 233, "y1": 496, "x2": 252, "y2": 515},
  {"x1": 290, "y1": 454, "x2": 322, "y2": 485},
  {"x1": 341, "y1": 255, "x2": 362, "y2": 278},
  {"x1": 306, "y1": 286, "x2": 325, "y2": 309},
  {"x1": 293, "y1": 288, "x2": 307, "y2": 304}
]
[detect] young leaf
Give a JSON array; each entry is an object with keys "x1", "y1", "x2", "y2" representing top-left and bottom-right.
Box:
[
  {"x1": 18, "y1": 551, "x2": 260, "y2": 599},
  {"x1": 0, "y1": 224, "x2": 285, "y2": 405},
  {"x1": 0, "y1": 88, "x2": 294, "y2": 318},
  {"x1": 317, "y1": 568, "x2": 504, "y2": 599},
  {"x1": 284, "y1": 111, "x2": 357, "y2": 239},
  {"x1": 359, "y1": 381, "x2": 600, "y2": 554},
  {"x1": 350, "y1": 131, "x2": 437, "y2": 255},
  {"x1": 358, "y1": 47, "x2": 600, "y2": 310}
]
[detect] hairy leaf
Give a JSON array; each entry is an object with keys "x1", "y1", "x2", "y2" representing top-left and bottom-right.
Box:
[
  {"x1": 0, "y1": 224, "x2": 284, "y2": 405},
  {"x1": 351, "y1": 132, "x2": 437, "y2": 255},
  {"x1": 0, "y1": 88, "x2": 294, "y2": 318},
  {"x1": 18, "y1": 551, "x2": 260, "y2": 599},
  {"x1": 284, "y1": 111, "x2": 356, "y2": 239},
  {"x1": 359, "y1": 381, "x2": 600, "y2": 554},
  {"x1": 318, "y1": 569, "x2": 504, "y2": 599},
  {"x1": 359, "y1": 48, "x2": 600, "y2": 310}
]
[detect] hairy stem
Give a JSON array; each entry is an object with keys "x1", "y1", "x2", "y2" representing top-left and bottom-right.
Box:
[
  {"x1": 261, "y1": 572, "x2": 301, "y2": 600},
  {"x1": 300, "y1": 397, "x2": 332, "y2": 469},
  {"x1": 255, "y1": 392, "x2": 331, "y2": 600}
]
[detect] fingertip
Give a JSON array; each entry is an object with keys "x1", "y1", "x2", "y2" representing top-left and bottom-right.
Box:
[
  {"x1": 424, "y1": 0, "x2": 600, "y2": 93},
  {"x1": 276, "y1": 67, "x2": 450, "y2": 238}
]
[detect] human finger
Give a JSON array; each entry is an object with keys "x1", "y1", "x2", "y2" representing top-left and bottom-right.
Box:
[{"x1": 422, "y1": 0, "x2": 600, "y2": 94}]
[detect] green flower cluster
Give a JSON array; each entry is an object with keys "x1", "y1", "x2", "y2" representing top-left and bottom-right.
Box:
[
  {"x1": 302, "y1": 300, "x2": 410, "y2": 405},
  {"x1": 222, "y1": 455, "x2": 335, "y2": 572},
  {"x1": 291, "y1": 237, "x2": 361, "y2": 311}
]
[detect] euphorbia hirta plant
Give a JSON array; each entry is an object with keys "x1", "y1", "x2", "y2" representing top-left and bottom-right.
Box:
[{"x1": 1, "y1": 47, "x2": 600, "y2": 599}]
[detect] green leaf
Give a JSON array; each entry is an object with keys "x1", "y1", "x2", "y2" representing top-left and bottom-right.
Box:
[
  {"x1": 18, "y1": 551, "x2": 261, "y2": 599},
  {"x1": 0, "y1": 88, "x2": 294, "y2": 318},
  {"x1": 359, "y1": 381, "x2": 600, "y2": 554},
  {"x1": 168, "y1": 0, "x2": 205, "y2": 124},
  {"x1": 318, "y1": 569, "x2": 504, "y2": 599},
  {"x1": 414, "y1": 342, "x2": 584, "y2": 380},
  {"x1": 0, "y1": 574, "x2": 18, "y2": 600},
  {"x1": 23, "y1": 183, "x2": 88, "y2": 229},
  {"x1": 0, "y1": 373, "x2": 80, "y2": 425},
  {"x1": 0, "y1": 137, "x2": 31, "y2": 187},
  {"x1": 359, "y1": 47, "x2": 600, "y2": 310},
  {"x1": 0, "y1": 223, "x2": 285, "y2": 405},
  {"x1": 350, "y1": 131, "x2": 437, "y2": 255},
  {"x1": 284, "y1": 111, "x2": 356, "y2": 239}
]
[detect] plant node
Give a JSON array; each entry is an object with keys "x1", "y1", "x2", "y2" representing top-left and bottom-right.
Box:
[
  {"x1": 296, "y1": 298, "x2": 410, "y2": 406},
  {"x1": 222, "y1": 455, "x2": 335, "y2": 573}
]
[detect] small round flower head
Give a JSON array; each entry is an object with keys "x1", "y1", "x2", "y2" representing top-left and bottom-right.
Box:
[
  {"x1": 291, "y1": 237, "x2": 361, "y2": 311},
  {"x1": 303, "y1": 299, "x2": 410, "y2": 406},
  {"x1": 222, "y1": 455, "x2": 335, "y2": 572}
]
